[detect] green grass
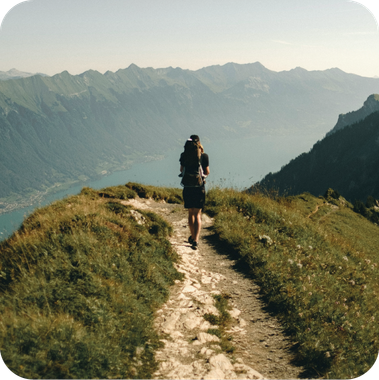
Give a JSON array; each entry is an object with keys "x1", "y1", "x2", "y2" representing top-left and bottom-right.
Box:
[
  {"x1": 205, "y1": 187, "x2": 379, "y2": 379},
  {"x1": 204, "y1": 293, "x2": 235, "y2": 354},
  {"x1": 2, "y1": 182, "x2": 378, "y2": 379},
  {"x1": 0, "y1": 185, "x2": 182, "y2": 379}
]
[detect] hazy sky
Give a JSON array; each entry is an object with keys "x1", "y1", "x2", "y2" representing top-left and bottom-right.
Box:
[{"x1": 0, "y1": 0, "x2": 378, "y2": 77}]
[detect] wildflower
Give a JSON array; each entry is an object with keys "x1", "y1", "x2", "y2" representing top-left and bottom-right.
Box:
[
  {"x1": 371, "y1": 316, "x2": 375, "y2": 322},
  {"x1": 308, "y1": 292, "x2": 313, "y2": 296},
  {"x1": 349, "y1": 280, "x2": 355, "y2": 286},
  {"x1": 288, "y1": 259, "x2": 293, "y2": 264},
  {"x1": 299, "y1": 313, "x2": 303, "y2": 317},
  {"x1": 297, "y1": 263, "x2": 303, "y2": 269},
  {"x1": 338, "y1": 266, "x2": 342, "y2": 269},
  {"x1": 308, "y1": 245, "x2": 313, "y2": 250},
  {"x1": 325, "y1": 352, "x2": 331, "y2": 358},
  {"x1": 343, "y1": 256, "x2": 348, "y2": 261},
  {"x1": 296, "y1": 245, "x2": 302, "y2": 249},
  {"x1": 365, "y1": 259, "x2": 371, "y2": 265}
]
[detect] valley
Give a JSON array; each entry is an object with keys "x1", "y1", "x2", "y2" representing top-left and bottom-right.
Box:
[{"x1": 1, "y1": 62, "x2": 378, "y2": 203}]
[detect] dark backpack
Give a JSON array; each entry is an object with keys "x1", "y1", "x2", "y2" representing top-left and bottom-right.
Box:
[{"x1": 180, "y1": 151, "x2": 204, "y2": 188}]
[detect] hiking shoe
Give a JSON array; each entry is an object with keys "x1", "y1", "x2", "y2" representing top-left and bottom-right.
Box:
[
  {"x1": 191, "y1": 241, "x2": 198, "y2": 250},
  {"x1": 188, "y1": 236, "x2": 194, "y2": 244}
]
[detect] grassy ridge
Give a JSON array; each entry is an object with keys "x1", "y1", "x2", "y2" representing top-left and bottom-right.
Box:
[
  {"x1": 205, "y1": 188, "x2": 379, "y2": 379},
  {"x1": 1, "y1": 182, "x2": 378, "y2": 379},
  {"x1": 0, "y1": 185, "x2": 182, "y2": 379}
]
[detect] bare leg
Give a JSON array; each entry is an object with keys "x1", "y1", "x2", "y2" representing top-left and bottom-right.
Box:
[{"x1": 188, "y1": 208, "x2": 202, "y2": 242}]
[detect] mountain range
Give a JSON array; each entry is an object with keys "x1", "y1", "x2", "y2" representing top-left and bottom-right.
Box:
[
  {"x1": 258, "y1": 95, "x2": 379, "y2": 201},
  {"x1": 1, "y1": 62, "x2": 379, "y2": 201},
  {"x1": 0, "y1": 69, "x2": 46, "y2": 81}
]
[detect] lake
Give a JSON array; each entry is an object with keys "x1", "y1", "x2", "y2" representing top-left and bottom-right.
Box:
[{"x1": 0, "y1": 134, "x2": 318, "y2": 240}]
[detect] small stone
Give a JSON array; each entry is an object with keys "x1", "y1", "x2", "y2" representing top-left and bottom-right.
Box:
[
  {"x1": 195, "y1": 332, "x2": 221, "y2": 344},
  {"x1": 204, "y1": 368, "x2": 226, "y2": 380},
  {"x1": 170, "y1": 331, "x2": 184, "y2": 339},
  {"x1": 161, "y1": 312, "x2": 181, "y2": 333},
  {"x1": 182, "y1": 312, "x2": 203, "y2": 330},
  {"x1": 167, "y1": 364, "x2": 194, "y2": 379},
  {"x1": 199, "y1": 320, "x2": 212, "y2": 331},
  {"x1": 182, "y1": 285, "x2": 198, "y2": 293},
  {"x1": 177, "y1": 293, "x2": 190, "y2": 300},
  {"x1": 179, "y1": 347, "x2": 189, "y2": 356},
  {"x1": 209, "y1": 354, "x2": 234, "y2": 371},
  {"x1": 229, "y1": 308, "x2": 241, "y2": 319}
]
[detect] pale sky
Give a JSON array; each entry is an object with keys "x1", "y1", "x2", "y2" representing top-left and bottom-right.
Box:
[{"x1": 0, "y1": 0, "x2": 378, "y2": 78}]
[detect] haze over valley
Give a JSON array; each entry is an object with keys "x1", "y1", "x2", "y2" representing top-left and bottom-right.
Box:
[{"x1": 1, "y1": 62, "x2": 379, "y2": 211}]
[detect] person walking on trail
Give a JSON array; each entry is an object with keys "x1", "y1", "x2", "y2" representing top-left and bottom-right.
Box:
[{"x1": 179, "y1": 135, "x2": 210, "y2": 250}]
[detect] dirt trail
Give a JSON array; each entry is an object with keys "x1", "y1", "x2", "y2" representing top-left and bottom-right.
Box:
[
  {"x1": 307, "y1": 202, "x2": 339, "y2": 221},
  {"x1": 123, "y1": 198, "x2": 303, "y2": 380}
]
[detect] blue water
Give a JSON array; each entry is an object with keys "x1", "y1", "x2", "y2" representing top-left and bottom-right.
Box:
[{"x1": 0, "y1": 134, "x2": 318, "y2": 241}]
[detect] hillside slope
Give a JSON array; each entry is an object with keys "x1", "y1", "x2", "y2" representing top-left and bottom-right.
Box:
[
  {"x1": 0, "y1": 184, "x2": 378, "y2": 379},
  {"x1": 1, "y1": 63, "x2": 379, "y2": 200},
  {"x1": 258, "y1": 100, "x2": 379, "y2": 201},
  {"x1": 0, "y1": 184, "x2": 183, "y2": 379}
]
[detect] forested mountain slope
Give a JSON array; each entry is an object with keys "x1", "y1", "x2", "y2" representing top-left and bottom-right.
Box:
[{"x1": 258, "y1": 102, "x2": 379, "y2": 201}]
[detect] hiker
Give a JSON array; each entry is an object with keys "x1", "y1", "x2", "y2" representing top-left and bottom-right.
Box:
[{"x1": 179, "y1": 135, "x2": 210, "y2": 250}]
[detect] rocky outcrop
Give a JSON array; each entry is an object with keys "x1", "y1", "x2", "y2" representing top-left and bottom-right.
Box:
[{"x1": 327, "y1": 94, "x2": 379, "y2": 136}]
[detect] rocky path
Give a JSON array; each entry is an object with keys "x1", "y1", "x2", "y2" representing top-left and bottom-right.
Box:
[{"x1": 123, "y1": 198, "x2": 303, "y2": 380}]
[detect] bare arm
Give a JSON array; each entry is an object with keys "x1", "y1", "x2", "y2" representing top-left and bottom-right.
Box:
[{"x1": 203, "y1": 166, "x2": 210, "y2": 176}]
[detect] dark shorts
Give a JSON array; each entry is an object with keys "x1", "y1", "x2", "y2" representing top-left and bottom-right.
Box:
[{"x1": 183, "y1": 186, "x2": 205, "y2": 209}]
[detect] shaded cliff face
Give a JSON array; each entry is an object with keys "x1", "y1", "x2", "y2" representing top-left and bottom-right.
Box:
[
  {"x1": 257, "y1": 103, "x2": 379, "y2": 202},
  {"x1": 327, "y1": 94, "x2": 379, "y2": 136},
  {"x1": 1, "y1": 62, "x2": 379, "y2": 199}
]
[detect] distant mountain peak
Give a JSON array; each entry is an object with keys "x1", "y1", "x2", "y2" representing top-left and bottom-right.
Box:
[{"x1": 0, "y1": 68, "x2": 45, "y2": 81}]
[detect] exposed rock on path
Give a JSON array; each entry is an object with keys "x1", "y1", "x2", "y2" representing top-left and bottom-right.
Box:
[{"x1": 122, "y1": 198, "x2": 303, "y2": 379}]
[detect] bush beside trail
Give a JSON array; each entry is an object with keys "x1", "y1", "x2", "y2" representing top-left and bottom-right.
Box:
[{"x1": 0, "y1": 185, "x2": 182, "y2": 379}]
